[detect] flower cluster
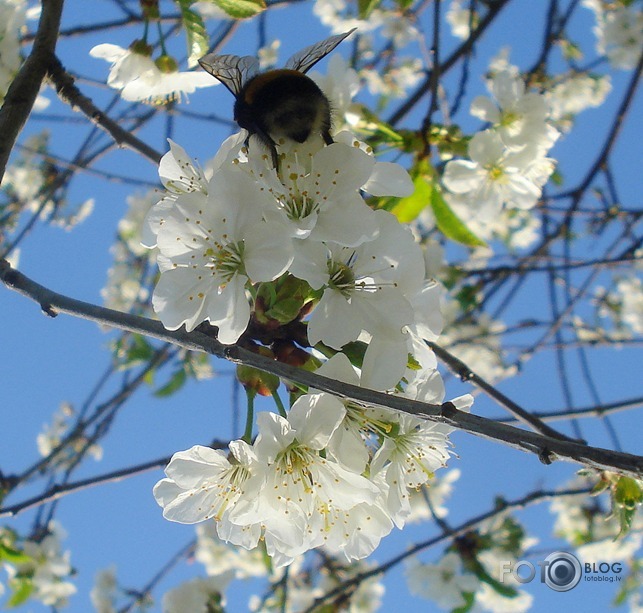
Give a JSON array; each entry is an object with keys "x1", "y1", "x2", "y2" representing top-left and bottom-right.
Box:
[
  {"x1": 101, "y1": 190, "x2": 159, "y2": 315},
  {"x1": 1, "y1": 133, "x2": 94, "y2": 232},
  {"x1": 154, "y1": 349, "x2": 471, "y2": 566},
  {"x1": 144, "y1": 38, "x2": 470, "y2": 569},
  {"x1": 0, "y1": 522, "x2": 76, "y2": 608},
  {"x1": 583, "y1": 0, "x2": 643, "y2": 70},
  {"x1": 313, "y1": 0, "x2": 425, "y2": 98},
  {"x1": 36, "y1": 402, "x2": 103, "y2": 468},
  {"x1": 143, "y1": 129, "x2": 444, "y2": 389},
  {"x1": 574, "y1": 261, "x2": 643, "y2": 343},
  {"x1": 442, "y1": 63, "x2": 559, "y2": 225},
  {"x1": 547, "y1": 72, "x2": 611, "y2": 132}
]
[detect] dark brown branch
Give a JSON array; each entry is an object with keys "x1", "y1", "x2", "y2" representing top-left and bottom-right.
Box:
[
  {"x1": 2, "y1": 259, "x2": 642, "y2": 478},
  {"x1": 0, "y1": 456, "x2": 170, "y2": 518},
  {"x1": 48, "y1": 56, "x2": 163, "y2": 165},
  {"x1": 0, "y1": 0, "x2": 65, "y2": 181},
  {"x1": 427, "y1": 341, "x2": 581, "y2": 442}
]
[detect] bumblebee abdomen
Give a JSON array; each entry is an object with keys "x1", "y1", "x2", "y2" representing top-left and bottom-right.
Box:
[{"x1": 235, "y1": 70, "x2": 331, "y2": 144}]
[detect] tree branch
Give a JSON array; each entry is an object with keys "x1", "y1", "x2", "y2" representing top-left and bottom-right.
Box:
[
  {"x1": 48, "y1": 55, "x2": 163, "y2": 165},
  {"x1": 1, "y1": 259, "x2": 642, "y2": 478},
  {"x1": 0, "y1": 456, "x2": 169, "y2": 518},
  {"x1": 0, "y1": 0, "x2": 65, "y2": 181}
]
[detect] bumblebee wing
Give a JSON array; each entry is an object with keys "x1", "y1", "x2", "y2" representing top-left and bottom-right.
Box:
[
  {"x1": 198, "y1": 53, "x2": 260, "y2": 96},
  {"x1": 285, "y1": 28, "x2": 356, "y2": 74}
]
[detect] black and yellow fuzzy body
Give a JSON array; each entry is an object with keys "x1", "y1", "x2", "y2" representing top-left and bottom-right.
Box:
[
  {"x1": 198, "y1": 29, "x2": 356, "y2": 171},
  {"x1": 235, "y1": 69, "x2": 334, "y2": 168}
]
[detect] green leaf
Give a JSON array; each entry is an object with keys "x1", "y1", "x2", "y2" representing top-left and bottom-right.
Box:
[
  {"x1": 0, "y1": 543, "x2": 32, "y2": 565},
  {"x1": 390, "y1": 171, "x2": 432, "y2": 223},
  {"x1": 7, "y1": 577, "x2": 34, "y2": 608},
  {"x1": 210, "y1": 0, "x2": 266, "y2": 19},
  {"x1": 176, "y1": 0, "x2": 209, "y2": 67},
  {"x1": 431, "y1": 186, "x2": 487, "y2": 247},
  {"x1": 154, "y1": 368, "x2": 187, "y2": 397},
  {"x1": 358, "y1": 0, "x2": 381, "y2": 19}
]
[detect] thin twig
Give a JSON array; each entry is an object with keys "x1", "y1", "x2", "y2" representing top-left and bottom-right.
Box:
[{"x1": 2, "y1": 260, "x2": 642, "y2": 478}]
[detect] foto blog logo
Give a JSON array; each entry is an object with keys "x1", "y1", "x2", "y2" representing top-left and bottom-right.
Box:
[{"x1": 500, "y1": 552, "x2": 583, "y2": 592}]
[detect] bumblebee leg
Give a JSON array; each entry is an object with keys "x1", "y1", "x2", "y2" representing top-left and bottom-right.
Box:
[
  {"x1": 322, "y1": 129, "x2": 334, "y2": 146},
  {"x1": 252, "y1": 126, "x2": 280, "y2": 170}
]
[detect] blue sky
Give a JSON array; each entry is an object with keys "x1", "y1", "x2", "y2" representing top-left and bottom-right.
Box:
[{"x1": 1, "y1": 0, "x2": 641, "y2": 611}]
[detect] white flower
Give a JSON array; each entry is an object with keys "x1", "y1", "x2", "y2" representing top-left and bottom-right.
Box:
[
  {"x1": 470, "y1": 70, "x2": 553, "y2": 149},
  {"x1": 37, "y1": 403, "x2": 103, "y2": 466},
  {"x1": 90, "y1": 43, "x2": 216, "y2": 103},
  {"x1": 195, "y1": 522, "x2": 267, "y2": 579},
  {"x1": 616, "y1": 276, "x2": 643, "y2": 335},
  {"x1": 162, "y1": 575, "x2": 234, "y2": 613},
  {"x1": 310, "y1": 54, "x2": 361, "y2": 130},
  {"x1": 0, "y1": 0, "x2": 26, "y2": 102},
  {"x1": 371, "y1": 412, "x2": 453, "y2": 524},
  {"x1": 142, "y1": 139, "x2": 210, "y2": 249},
  {"x1": 406, "y1": 553, "x2": 480, "y2": 609},
  {"x1": 578, "y1": 532, "x2": 643, "y2": 564},
  {"x1": 299, "y1": 209, "x2": 425, "y2": 390},
  {"x1": 442, "y1": 130, "x2": 546, "y2": 221},
  {"x1": 256, "y1": 140, "x2": 381, "y2": 246},
  {"x1": 11, "y1": 522, "x2": 77, "y2": 608},
  {"x1": 153, "y1": 441, "x2": 257, "y2": 528},
  {"x1": 258, "y1": 39, "x2": 281, "y2": 69},
  {"x1": 439, "y1": 301, "x2": 516, "y2": 383},
  {"x1": 150, "y1": 164, "x2": 293, "y2": 343},
  {"x1": 229, "y1": 395, "x2": 381, "y2": 566},
  {"x1": 377, "y1": 10, "x2": 420, "y2": 46},
  {"x1": 90, "y1": 43, "x2": 156, "y2": 88},
  {"x1": 585, "y1": 1, "x2": 643, "y2": 70},
  {"x1": 446, "y1": 0, "x2": 478, "y2": 40},
  {"x1": 90, "y1": 567, "x2": 117, "y2": 613},
  {"x1": 547, "y1": 73, "x2": 611, "y2": 129},
  {"x1": 361, "y1": 58, "x2": 424, "y2": 97}
]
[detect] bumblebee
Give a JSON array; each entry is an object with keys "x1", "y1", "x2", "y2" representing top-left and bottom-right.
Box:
[{"x1": 199, "y1": 29, "x2": 356, "y2": 169}]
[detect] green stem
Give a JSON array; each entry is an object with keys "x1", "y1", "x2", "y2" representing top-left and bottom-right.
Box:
[
  {"x1": 242, "y1": 389, "x2": 256, "y2": 444},
  {"x1": 156, "y1": 21, "x2": 168, "y2": 55},
  {"x1": 272, "y1": 389, "x2": 288, "y2": 418}
]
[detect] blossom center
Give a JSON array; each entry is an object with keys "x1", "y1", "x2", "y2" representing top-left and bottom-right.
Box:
[
  {"x1": 282, "y1": 191, "x2": 319, "y2": 221},
  {"x1": 206, "y1": 240, "x2": 245, "y2": 281},
  {"x1": 327, "y1": 259, "x2": 357, "y2": 296}
]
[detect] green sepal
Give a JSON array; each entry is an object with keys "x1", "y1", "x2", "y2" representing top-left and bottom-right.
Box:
[
  {"x1": 612, "y1": 475, "x2": 643, "y2": 538},
  {"x1": 209, "y1": 0, "x2": 266, "y2": 19},
  {"x1": 175, "y1": 0, "x2": 209, "y2": 67}
]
